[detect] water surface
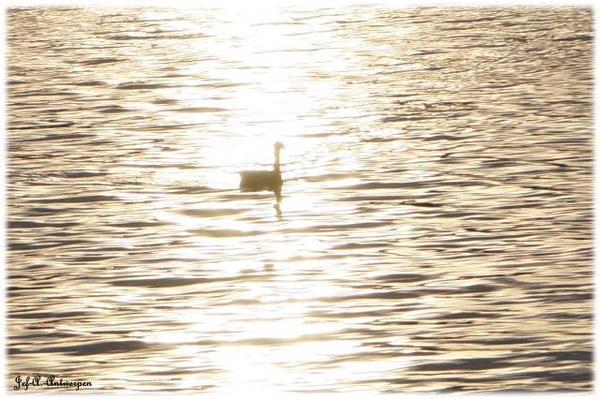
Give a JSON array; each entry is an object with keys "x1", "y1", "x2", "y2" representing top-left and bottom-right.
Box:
[{"x1": 6, "y1": 5, "x2": 593, "y2": 394}]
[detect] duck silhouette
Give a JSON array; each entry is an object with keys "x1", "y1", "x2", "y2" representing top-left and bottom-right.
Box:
[{"x1": 239, "y1": 142, "x2": 284, "y2": 204}]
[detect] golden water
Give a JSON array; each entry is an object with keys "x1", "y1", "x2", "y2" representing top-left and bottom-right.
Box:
[{"x1": 6, "y1": 5, "x2": 593, "y2": 394}]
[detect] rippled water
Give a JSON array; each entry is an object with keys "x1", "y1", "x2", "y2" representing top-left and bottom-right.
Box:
[{"x1": 6, "y1": 5, "x2": 594, "y2": 394}]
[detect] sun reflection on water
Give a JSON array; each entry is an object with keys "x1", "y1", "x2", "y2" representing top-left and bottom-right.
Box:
[{"x1": 6, "y1": 4, "x2": 593, "y2": 394}]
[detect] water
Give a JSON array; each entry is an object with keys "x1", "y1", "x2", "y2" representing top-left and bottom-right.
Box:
[{"x1": 6, "y1": 5, "x2": 593, "y2": 394}]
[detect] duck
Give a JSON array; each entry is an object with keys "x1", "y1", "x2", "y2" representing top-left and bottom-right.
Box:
[{"x1": 239, "y1": 142, "x2": 284, "y2": 202}]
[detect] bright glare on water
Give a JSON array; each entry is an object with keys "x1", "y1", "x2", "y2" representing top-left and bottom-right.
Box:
[{"x1": 6, "y1": 4, "x2": 593, "y2": 395}]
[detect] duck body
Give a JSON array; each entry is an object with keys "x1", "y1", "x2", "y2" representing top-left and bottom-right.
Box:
[
  {"x1": 239, "y1": 170, "x2": 282, "y2": 192},
  {"x1": 239, "y1": 142, "x2": 284, "y2": 200}
]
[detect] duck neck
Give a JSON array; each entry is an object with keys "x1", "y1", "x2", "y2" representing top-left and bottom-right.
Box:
[{"x1": 273, "y1": 148, "x2": 281, "y2": 173}]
